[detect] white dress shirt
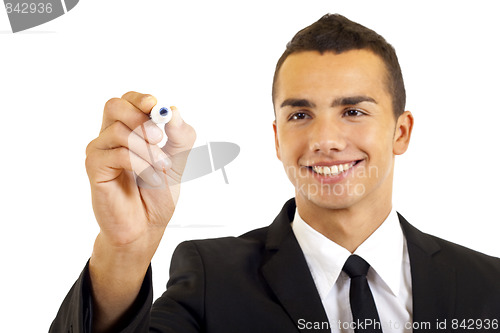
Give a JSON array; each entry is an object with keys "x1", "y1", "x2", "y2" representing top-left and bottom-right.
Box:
[{"x1": 291, "y1": 208, "x2": 413, "y2": 333}]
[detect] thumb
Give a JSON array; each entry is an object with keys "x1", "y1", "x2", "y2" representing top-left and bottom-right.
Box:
[{"x1": 161, "y1": 106, "x2": 196, "y2": 182}]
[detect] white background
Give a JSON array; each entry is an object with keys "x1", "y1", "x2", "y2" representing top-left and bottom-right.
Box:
[{"x1": 1, "y1": 1, "x2": 499, "y2": 331}]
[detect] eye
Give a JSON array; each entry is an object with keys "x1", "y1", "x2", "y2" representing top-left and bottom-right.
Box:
[
  {"x1": 289, "y1": 112, "x2": 310, "y2": 121},
  {"x1": 343, "y1": 109, "x2": 365, "y2": 117}
]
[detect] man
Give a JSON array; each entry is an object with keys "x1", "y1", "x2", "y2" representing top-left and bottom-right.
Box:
[{"x1": 51, "y1": 14, "x2": 500, "y2": 333}]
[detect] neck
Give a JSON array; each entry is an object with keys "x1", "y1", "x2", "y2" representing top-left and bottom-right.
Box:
[{"x1": 296, "y1": 183, "x2": 393, "y2": 253}]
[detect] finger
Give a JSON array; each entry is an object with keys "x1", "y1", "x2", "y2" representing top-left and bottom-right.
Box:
[
  {"x1": 87, "y1": 121, "x2": 172, "y2": 172},
  {"x1": 121, "y1": 91, "x2": 157, "y2": 113},
  {"x1": 162, "y1": 106, "x2": 196, "y2": 153},
  {"x1": 101, "y1": 97, "x2": 163, "y2": 144},
  {"x1": 86, "y1": 146, "x2": 165, "y2": 188},
  {"x1": 161, "y1": 106, "x2": 197, "y2": 182}
]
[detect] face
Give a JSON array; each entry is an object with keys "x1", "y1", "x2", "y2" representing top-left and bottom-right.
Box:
[{"x1": 273, "y1": 50, "x2": 412, "y2": 213}]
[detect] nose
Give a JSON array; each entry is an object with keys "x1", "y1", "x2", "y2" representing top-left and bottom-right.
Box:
[{"x1": 309, "y1": 118, "x2": 347, "y2": 153}]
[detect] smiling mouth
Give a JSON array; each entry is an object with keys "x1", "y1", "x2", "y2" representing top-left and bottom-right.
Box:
[{"x1": 308, "y1": 160, "x2": 363, "y2": 176}]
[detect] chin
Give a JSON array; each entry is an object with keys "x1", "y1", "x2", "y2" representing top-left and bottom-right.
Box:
[{"x1": 296, "y1": 187, "x2": 362, "y2": 211}]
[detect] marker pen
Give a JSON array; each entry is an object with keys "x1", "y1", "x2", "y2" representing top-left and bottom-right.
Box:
[
  {"x1": 138, "y1": 104, "x2": 172, "y2": 179},
  {"x1": 150, "y1": 105, "x2": 173, "y2": 124}
]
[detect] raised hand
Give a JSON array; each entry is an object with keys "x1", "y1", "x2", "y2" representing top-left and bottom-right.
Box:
[{"x1": 84, "y1": 91, "x2": 195, "y2": 332}]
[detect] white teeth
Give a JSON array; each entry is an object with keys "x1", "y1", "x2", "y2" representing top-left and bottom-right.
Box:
[{"x1": 312, "y1": 163, "x2": 355, "y2": 176}]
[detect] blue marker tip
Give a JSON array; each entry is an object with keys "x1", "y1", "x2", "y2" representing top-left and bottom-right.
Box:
[{"x1": 151, "y1": 105, "x2": 172, "y2": 124}]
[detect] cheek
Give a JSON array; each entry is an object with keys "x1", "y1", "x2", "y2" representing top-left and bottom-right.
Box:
[
  {"x1": 277, "y1": 128, "x2": 305, "y2": 162},
  {"x1": 349, "y1": 123, "x2": 377, "y2": 147},
  {"x1": 349, "y1": 123, "x2": 394, "y2": 160}
]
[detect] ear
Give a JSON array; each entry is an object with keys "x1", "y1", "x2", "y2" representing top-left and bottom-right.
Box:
[
  {"x1": 273, "y1": 120, "x2": 281, "y2": 160},
  {"x1": 393, "y1": 111, "x2": 414, "y2": 155}
]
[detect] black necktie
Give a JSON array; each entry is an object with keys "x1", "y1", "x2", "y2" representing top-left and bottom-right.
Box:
[{"x1": 342, "y1": 255, "x2": 383, "y2": 333}]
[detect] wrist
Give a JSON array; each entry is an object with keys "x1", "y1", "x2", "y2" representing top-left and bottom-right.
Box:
[{"x1": 89, "y1": 232, "x2": 159, "y2": 284}]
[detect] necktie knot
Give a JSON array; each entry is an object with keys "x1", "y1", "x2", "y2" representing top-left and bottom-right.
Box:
[{"x1": 343, "y1": 255, "x2": 370, "y2": 278}]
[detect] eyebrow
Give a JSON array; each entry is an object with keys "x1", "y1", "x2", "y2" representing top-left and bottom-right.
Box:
[
  {"x1": 280, "y1": 98, "x2": 316, "y2": 108},
  {"x1": 280, "y1": 96, "x2": 377, "y2": 108},
  {"x1": 332, "y1": 96, "x2": 377, "y2": 107}
]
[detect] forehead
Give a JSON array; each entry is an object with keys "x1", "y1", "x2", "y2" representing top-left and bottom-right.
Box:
[{"x1": 275, "y1": 50, "x2": 390, "y2": 105}]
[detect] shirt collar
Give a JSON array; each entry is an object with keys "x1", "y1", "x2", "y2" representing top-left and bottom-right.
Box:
[
  {"x1": 291, "y1": 208, "x2": 404, "y2": 299},
  {"x1": 353, "y1": 208, "x2": 405, "y2": 297}
]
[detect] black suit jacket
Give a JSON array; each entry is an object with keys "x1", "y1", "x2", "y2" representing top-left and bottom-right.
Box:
[{"x1": 50, "y1": 199, "x2": 500, "y2": 332}]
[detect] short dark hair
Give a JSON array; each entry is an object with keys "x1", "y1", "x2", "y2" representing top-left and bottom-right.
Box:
[{"x1": 272, "y1": 14, "x2": 406, "y2": 118}]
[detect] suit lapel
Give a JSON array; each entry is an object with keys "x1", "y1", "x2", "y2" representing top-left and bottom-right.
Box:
[
  {"x1": 398, "y1": 213, "x2": 456, "y2": 332},
  {"x1": 262, "y1": 199, "x2": 330, "y2": 333}
]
